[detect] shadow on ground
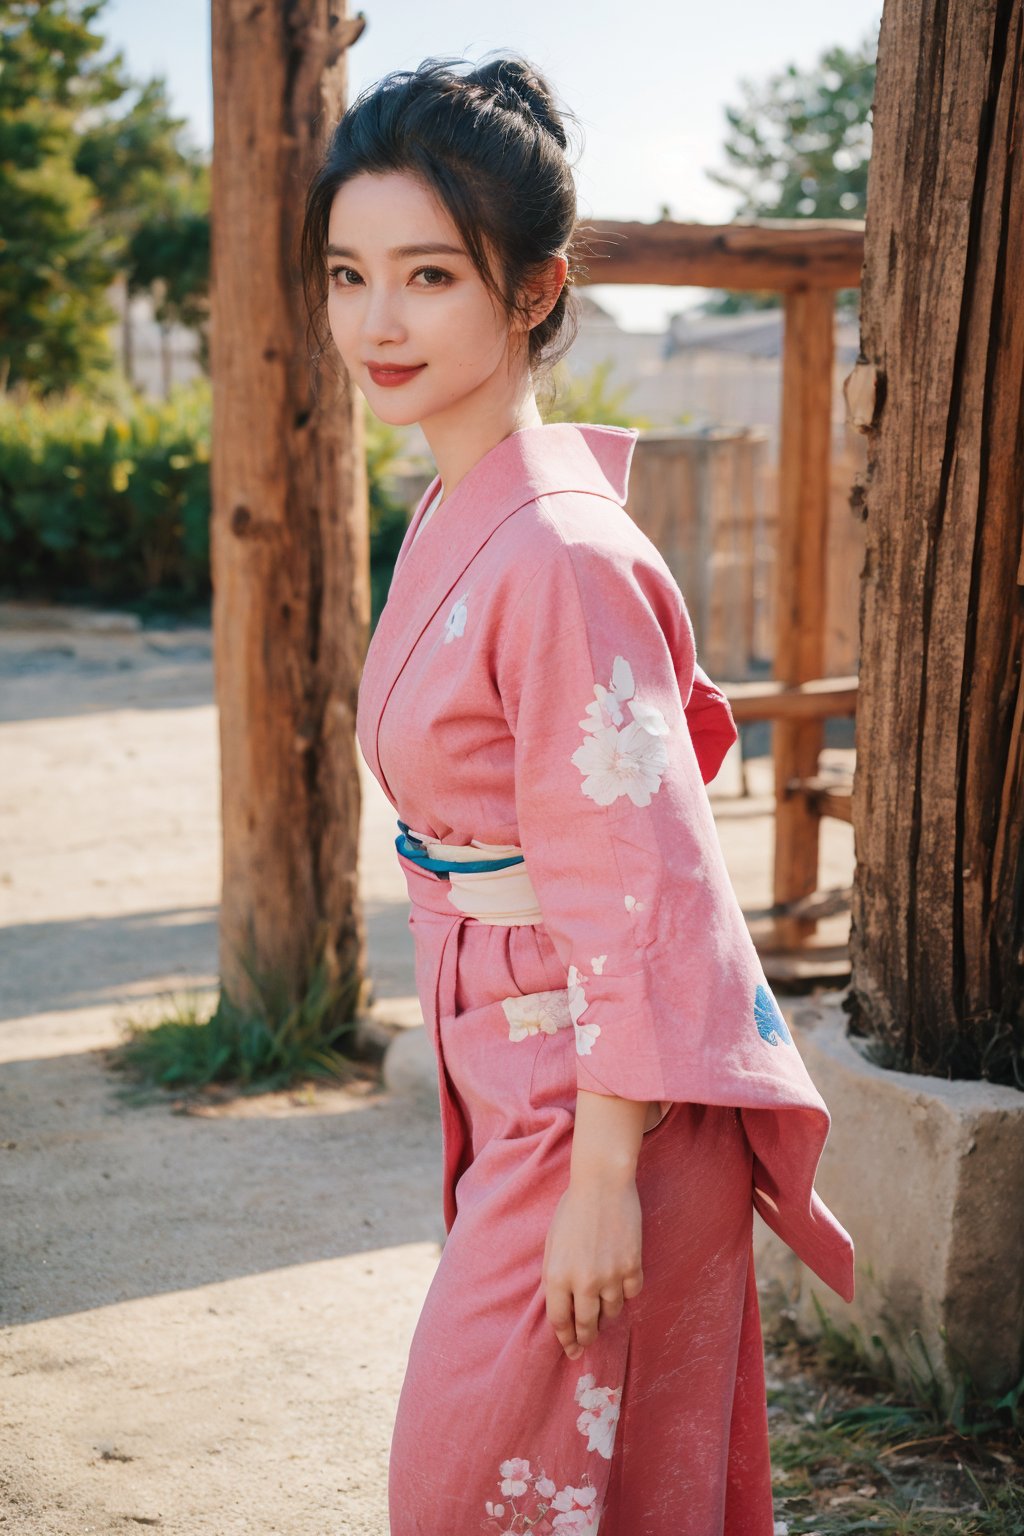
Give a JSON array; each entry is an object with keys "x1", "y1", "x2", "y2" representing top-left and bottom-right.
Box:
[{"x1": 0, "y1": 1044, "x2": 443, "y2": 1328}]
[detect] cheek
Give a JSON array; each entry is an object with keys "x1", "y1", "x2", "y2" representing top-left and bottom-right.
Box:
[
  {"x1": 325, "y1": 293, "x2": 356, "y2": 355},
  {"x1": 442, "y1": 292, "x2": 508, "y2": 365}
]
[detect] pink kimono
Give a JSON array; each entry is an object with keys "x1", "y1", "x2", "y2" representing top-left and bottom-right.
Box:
[{"x1": 355, "y1": 421, "x2": 855, "y2": 1536}]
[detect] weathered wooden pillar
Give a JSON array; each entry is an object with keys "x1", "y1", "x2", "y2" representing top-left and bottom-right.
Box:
[
  {"x1": 848, "y1": 0, "x2": 1024, "y2": 1079},
  {"x1": 209, "y1": 2, "x2": 370, "y2": 1015},
  {"x1": 772, "y1": 286, "x2": 835, "y2": 948}
]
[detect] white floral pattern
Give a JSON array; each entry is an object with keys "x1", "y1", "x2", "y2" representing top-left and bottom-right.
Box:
[
  {"x1": 500, "y1": 988, "x2": 574, "y2": 1042},
  {"x1": 572, "y1": 655, "x2": 670, "y2": 807},
  {"x1": 567, "y1": 964, "x2": 601, "y2": 1056},
  {"x1": 482, "y1": 1459, "x2": 601, "y2": 1534},
  {"x1": 580, "y1": 653, "x2": 634, "y2": 730},
  {"x1": 444, "y1": 591, "x2": 468, "y2": 643},
  {"x1": 550, "y1": 1486, "x2": 601, "y2": 1533},
  {"x1": 481, "y1": 1371, "x2": 622, "y2": 1532},
  {"x1": 499, "y1": 1458, "x2": 532, "y2": 1497},
  {"x1": 574, "y1": 1373, "x2": 622, "y2": 1460}
]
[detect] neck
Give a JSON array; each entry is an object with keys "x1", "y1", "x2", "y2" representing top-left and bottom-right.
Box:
[{"x1": 418, "y1": 359, "x2": 544, "y2": 504}]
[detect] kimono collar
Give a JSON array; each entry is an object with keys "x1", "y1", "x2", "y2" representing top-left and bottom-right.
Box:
[
  {"x1": 361, "y1": 421, "x2": 639, "y2": 806},
  {"x1": 394, "y1": 420, "x2": 638, "y2": 581}
]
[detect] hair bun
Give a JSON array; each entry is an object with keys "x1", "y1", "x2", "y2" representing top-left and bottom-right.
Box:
[{"x1": 473, "y1": 56, "x2": 568, "y2": 149}]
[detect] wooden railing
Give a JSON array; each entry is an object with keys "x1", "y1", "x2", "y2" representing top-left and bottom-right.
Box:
[{"x1": 577, "y1": 216, "x2": 865, "y2": 959}]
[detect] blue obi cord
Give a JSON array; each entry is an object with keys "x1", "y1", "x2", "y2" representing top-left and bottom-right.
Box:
[{"x1": 395, "y1": 819, "x2": 527, "y2": 880}]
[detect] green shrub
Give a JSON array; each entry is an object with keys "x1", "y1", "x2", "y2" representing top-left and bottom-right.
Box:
[
  {"x1": 0, "y1": 377, "x2": 212, "y2": 609},
  {"x1": 0, "y1": 382, "x2": 412, "y2": 621}
]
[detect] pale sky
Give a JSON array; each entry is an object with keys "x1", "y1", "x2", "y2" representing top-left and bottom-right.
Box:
[{"x1": 102, "y1": 0, "x2": 882, "y2": 331}]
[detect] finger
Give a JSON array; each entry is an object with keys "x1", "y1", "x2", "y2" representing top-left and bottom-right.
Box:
[
  {"x1": 572, "y1": 1292, "x2": 601, "y2": 1349},
  {"x1": 621, "y1": 1267, "x2": 644, "y2": 1300},
  {"x1": 545, "y1": 1283, "x2": 580, "y2": 1356},
  {"x1": 598, "y1": 1286, "x2": 625, "y2": 1322}
]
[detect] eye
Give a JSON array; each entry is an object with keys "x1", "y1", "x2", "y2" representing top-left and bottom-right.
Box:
[
  {"x1": 326, "y1": 263, "x2": 454, "y2": 290},
  {"x1": 413, "y1": 266, "x2": 453, "y2": 287}
]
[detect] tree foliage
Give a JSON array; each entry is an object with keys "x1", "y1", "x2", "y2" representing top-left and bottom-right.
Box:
[
  {"x1": 699, "y1": 31, "x2": 878, "y2": 315},
  {"x1": 77, "y1": 67, "x2": 210, "y2": 342},
  {"x1": 0, "y1": 0, "x2": 210, "y2": 395},
  {"x1": 125, "y1": 167, "x2": 211, "y2": 369},
  {"x1": 0, "y1": 0, "x2": 121, "y2": 391}
]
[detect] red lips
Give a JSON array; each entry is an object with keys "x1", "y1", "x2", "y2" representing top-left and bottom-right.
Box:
[{"x1": 366, "y1": 362, "x2": 427, "y2": 388}]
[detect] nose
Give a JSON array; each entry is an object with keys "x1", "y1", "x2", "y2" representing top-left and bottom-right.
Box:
[{"x1": 359, "y1": 282, "x2": 407, "y2": 348}]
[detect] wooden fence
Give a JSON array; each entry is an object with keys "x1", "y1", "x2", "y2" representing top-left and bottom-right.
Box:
[
  {"x1": 625, "y1": 377, "x2": 866, "y2": 685},
  {"x1": 580, "y1": 218, "x2": 865, "y2": 968}
]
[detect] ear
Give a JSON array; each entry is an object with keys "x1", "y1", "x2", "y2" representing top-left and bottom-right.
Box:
[{"x1": 519, "y1": 252, "x2": 570, "y2": 332}]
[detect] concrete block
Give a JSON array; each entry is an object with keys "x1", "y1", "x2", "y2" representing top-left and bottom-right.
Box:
[
  {"x1": 754, "y1": 994, "x2": 1024, "y2": 1404},
  {"x1": 382, "y1": 1023, "x2": 440, "y2": 1114}
]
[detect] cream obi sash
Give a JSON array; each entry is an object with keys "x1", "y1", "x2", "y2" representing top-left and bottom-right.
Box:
[{"x1": 402, "y1": 828, "x2": 543, "y2": 927}]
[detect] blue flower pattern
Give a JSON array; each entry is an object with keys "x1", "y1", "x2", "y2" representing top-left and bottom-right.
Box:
[{"x1": 754, "y1": 982, "x2": 793, "y2": 1047}]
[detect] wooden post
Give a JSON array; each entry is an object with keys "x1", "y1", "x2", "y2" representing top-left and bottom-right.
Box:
[
  {"x1": 848, "y1": 0, "x2": 1024, "y2": 1077},
  {"x1": 736, "y1": 430, "x2": 764, "y2": 668},
  {"x1": 209, "y1": 2, "x2": 370, "y2": 1015},
  {"x1": 772, "y1": 286, "x2": 835, "y2": 948}
]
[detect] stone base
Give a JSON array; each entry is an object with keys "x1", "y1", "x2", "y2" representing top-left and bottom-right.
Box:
[
  {"x1": 754, "y1": 994, "x2": 1024, "y2": 1407},
  {"x1": 381, "y1": 1017, "x2": 439, "y2": 1113}
]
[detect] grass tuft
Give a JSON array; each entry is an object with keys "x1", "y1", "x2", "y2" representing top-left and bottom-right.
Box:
[
  {"x1": 764, "y1": 1295, "x2": 1024, "y2": 1534},
  {"x1": 110, "y1": 937, "x2": 366, "y2": 1096}
]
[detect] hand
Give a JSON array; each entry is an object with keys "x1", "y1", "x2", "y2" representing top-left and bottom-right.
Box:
[{"x1": 541, "y1": 1174, "x2": 643, "y2": 1360}]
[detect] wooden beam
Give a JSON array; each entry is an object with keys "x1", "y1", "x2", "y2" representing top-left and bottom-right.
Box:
[
  {"x1": 724, "y1": 675, "x2": 858, "y2": 722},
  {"x1": 786, "y1": 776, "x2": 854, "y2": 825},
  {"x1": 770, "y1": 885, "x2": 852, "y2": 920},
  {"x1": 772, "y1": 287, "x2": 836, "y2": 947},
  {"x1": 574, "y1": 217, "x2": 864, "y2": 292}
]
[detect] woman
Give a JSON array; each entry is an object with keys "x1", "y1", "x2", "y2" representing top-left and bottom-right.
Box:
[{"x1": 301, "y1": 53, "x2": 855, "y2": 1536}]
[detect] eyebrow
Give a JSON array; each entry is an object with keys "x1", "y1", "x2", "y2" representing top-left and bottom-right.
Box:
[{"x1": 325, "y1": 241, "x2": 468, "y2": 260}]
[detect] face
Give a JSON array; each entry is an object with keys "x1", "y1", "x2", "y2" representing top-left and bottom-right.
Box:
[{"x1": 324, "y1": 170, "x2": 544, "y2": 428}]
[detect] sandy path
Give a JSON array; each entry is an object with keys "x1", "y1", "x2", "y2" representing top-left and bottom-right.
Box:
[{"x1": 0, "y1": 616, "x2": 441, "y2": 1535}]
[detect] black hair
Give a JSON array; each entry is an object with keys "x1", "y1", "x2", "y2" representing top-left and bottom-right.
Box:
[{"x1": 300, "y1": 52, "x2": 588, "y2": 393}]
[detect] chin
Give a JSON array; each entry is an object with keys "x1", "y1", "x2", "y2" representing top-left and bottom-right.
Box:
[{"x1": 360, "y1": 392, "x2": 424, "y2": 429}]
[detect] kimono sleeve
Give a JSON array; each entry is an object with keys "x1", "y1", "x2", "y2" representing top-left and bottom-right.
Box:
[
  {"x1": 493, "y1": 532, "x2": 859, "y2": 1307},
  {"x1": 495, "y1": 532, "x2": 765, "y2": 1108}
]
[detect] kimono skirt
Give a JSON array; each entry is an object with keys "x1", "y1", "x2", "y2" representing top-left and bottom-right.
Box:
[{"x1": 386, "y1": 822, "x2": 776, "y2": 1536}]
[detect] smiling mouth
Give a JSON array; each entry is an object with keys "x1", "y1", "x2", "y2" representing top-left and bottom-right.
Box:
[{"x1": 365, "y1": 361, "x2": 427, "y2": 388}]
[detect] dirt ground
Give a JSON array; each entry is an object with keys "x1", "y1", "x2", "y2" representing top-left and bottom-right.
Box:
[
  {"x1": 0, "y1": 606, "x2": 855, "y2": 1535},
  {"x1": 0, "y1": 611, "x2": 446, "y2": 1535}
]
